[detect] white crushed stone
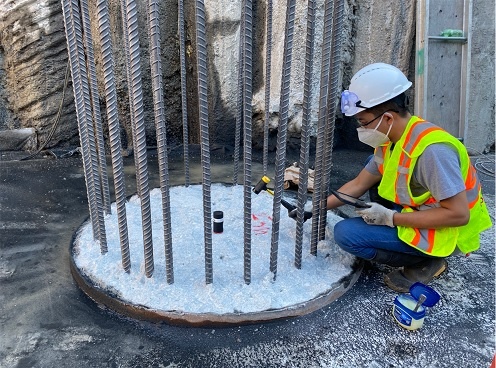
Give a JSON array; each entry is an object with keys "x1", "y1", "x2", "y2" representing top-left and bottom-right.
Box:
[{"x1": 74, "y1": 184, "x2": 355, "y2": 314}]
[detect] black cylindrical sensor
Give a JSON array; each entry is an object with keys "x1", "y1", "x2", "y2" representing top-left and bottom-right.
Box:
[{"x1": 213, "y1": 211, "x2": 224, "y2": 233}]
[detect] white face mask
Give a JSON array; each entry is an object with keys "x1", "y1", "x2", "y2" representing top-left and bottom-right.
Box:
[{"x1": 356, "y1": 115, "x2": 393, "y2": 148}]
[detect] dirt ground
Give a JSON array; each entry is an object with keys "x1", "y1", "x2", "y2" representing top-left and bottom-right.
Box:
[{"x1": 0, "y1": 147, "x2": 494, "y2": 368}]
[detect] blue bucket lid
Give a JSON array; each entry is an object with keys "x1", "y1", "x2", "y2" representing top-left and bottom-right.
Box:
[{"x1": 409, "y1": 282, "x2": 441, "y2": 307}]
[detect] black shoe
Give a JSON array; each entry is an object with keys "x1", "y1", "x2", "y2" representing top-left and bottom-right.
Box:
[{"x1": 384, "y1": 258, "x2": 448, "y2": 293}]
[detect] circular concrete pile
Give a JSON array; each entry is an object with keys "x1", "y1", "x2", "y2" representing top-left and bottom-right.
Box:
[{"x1": 70, "y1": 185, "x2": 362, "y2": 326}]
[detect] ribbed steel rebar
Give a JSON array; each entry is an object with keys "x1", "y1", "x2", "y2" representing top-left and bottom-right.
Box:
[
  {"x1": 120, "y1": 0, "x2": 136, "y2": 151},
  {"x1": 311, "y1": 0, "x2": 334, "y2": 255},
  {"x1": 319, "y1": 0, "x2": 344, "y2": 240},
  {"x1": 125, "y1": 0, "x2": 154, "y2": 278},
  {"x1": 149, "y1": 0, "x2": 174, "y2": 284},
  {"x1": 263, "y1": 0, "x2": 273, "y2": 175},
  {"x1": 62, "y1": 0, "x2": 95, "y2": 235},
  {"x1": 242, "y1": 0, "x2": 253, "y2": 285},
  {"x1": 96, "y1": 0, "x2": 130, "y2": 271},
  {"x1": 178, "y1": 0, "x2": 190, "y2": 186},
  {"x1": 195, "y1": 0, "x2": 213, "y2": 284},
  {"x1": 269, "y1": 0, "x2": 296, "y2": 279},
  {"x1": 233, "y1": 3, "x2": 245, "y2": 186},
  {"x1": 294, "y1": 0, "x2": 316, "y2": 268},
  {"x1": 61, "y1": 0, "x2": 107, "y2": 252},
  {"x1": 80, "y1": 0, "x2": 111, "y2": 215}
]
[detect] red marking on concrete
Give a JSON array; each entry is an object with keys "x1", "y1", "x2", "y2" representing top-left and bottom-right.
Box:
[{"x1": 252, "y1": 212, "x2": 272, "y2": 235}]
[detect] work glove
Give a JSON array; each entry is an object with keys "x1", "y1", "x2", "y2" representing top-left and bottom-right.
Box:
[{"x1": 356, "y1": 202, "x2": 396, "y2": 227}]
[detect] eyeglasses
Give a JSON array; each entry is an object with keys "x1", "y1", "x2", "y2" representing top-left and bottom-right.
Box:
[{"x1": 356, "y1": 109, "x2": 398, "y2": 127}]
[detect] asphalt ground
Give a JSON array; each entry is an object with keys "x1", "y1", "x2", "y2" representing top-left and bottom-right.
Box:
[{"x1": 0, "y1": 147, "x2": 494, "y2": 368}]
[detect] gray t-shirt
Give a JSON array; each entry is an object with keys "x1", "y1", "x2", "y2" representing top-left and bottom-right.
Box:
[{"x1": 366, "y1": 143, "x2": 466, "y2": 201}]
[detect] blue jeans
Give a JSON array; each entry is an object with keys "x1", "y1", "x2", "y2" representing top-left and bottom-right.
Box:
[{"x1": 333, "y1": 217, "x2": 431, "y2": 261}]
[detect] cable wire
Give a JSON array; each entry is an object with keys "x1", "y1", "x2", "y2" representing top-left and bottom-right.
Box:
[{"x1": 19, "y1": 62, "x2": 70, "y2": 161}]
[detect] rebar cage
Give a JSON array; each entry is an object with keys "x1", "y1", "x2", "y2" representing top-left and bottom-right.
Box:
[{"x1": 62, "y1": 0, "x2": 344, "y2": 286}]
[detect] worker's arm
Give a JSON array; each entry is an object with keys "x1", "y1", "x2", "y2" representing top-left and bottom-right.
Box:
[
  {"x1": 357, "y1": 190, "x2": 470, "y2": 228},
  {"x1": 327, "y1": 167, "x2": 381, "y2": 209},
  {"x1": 392, "y1": 191, "x2": 470, "y2": 229}
]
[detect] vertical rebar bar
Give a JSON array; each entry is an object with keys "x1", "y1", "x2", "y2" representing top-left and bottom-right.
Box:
[
  {"x1": 242, "y1": 0, "x2": 253, "y2": 285},
  {"x1": 319, "y1": 0, "x2": 344, "y2": 240},
  {"x1": 195, "y1": 0, "x2": 213, "y2": 284},
  {"x1": 311, "y1": 0, "x2": 334, "y2": 255},
  {"x1": 233, "y1": 3, "x2": 245, "y2": 186},
  {"x1": 178, "y1": 0, "x2": 190, "y2": 186},
  {"x1": 61, "y1": 0, "x2": 107, "y2": 253},
  {"x1": 80, "y1": 0, "x2": 111, "y2": 215},
  {"x1": 294, "y1": 0, "x2": 316, "y2": 269},
  {"x1": 263, "y1": 0, "x2": 273, "y2": 175},
  {"x1": 269, "y1": 0, "x2": 296, "y2": 279},
  {"x1": 66, "y1": 0, "x2": 345, "y2": 284},
  {"x1": 120, "y1": 0, "x2": 136, "y2": 152},
  {"x1": 96, "y1": 0, "x2": 130, "y2": 271},
  {"x1": 125, "y1": 0, "x2": 154, "y2": 278},
  {"x1": 149, "y1": 0, "x2": 174, "y2": 284}
]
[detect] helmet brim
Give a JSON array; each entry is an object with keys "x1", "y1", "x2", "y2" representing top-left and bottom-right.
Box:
[{"x1": 344, "y1": 107, "x2": 366, "y2": 117}]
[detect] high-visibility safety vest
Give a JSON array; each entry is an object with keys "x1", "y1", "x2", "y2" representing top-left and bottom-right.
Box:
[{"x1": 374, "y1": 116, "x2": 492, "y2": 257}]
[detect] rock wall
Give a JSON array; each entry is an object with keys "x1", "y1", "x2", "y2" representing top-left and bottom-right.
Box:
[
  {"x1": 0, "y1": 0, "x2": 76, "y2": 148},
  {"x1": 464, "y1": 0, "x2": 495, "y2": 153},
  {"x1": 96, "y1": 0, "x2": 184, "y2": 150},
  {"x1": 0, "y1": 0, "x2": 185, "y2": 151},
  {"x1": 0, "y1": 0, "x2": 493, "y2": 152}
]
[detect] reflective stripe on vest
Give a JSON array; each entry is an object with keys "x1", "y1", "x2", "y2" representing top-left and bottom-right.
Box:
[
  {"x1": 464, "y1": 165, "x2": 481, "y2": 208},
  {"x1": 375, "y1": 116, "x2": 492, "y2": 256}
]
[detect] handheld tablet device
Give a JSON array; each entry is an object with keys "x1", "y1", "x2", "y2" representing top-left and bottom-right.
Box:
[{"x1": 330, "y1": 190, "x2": 371, "y2": 209}]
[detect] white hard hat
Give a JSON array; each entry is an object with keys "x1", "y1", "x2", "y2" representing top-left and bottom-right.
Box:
[{"x1": 341, "y1": 63, "x2": 412, "y2": 116}]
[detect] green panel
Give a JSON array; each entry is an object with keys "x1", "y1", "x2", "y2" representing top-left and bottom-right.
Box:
[
  {"x1": 424, "y1": 0, "x2": 466, "y2": 137},
  {"x1": 425, "y1": 42, "x2": 463, "y2": 136}
]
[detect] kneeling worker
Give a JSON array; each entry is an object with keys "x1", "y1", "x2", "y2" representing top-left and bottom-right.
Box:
[{"x1": 327, "y1": 62, "x2": 492, "y2": 292}]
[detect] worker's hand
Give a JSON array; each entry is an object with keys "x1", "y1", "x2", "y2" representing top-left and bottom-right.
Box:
[{"x1": 356, "y1": 202, "x2": 396, "y2": 227}]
